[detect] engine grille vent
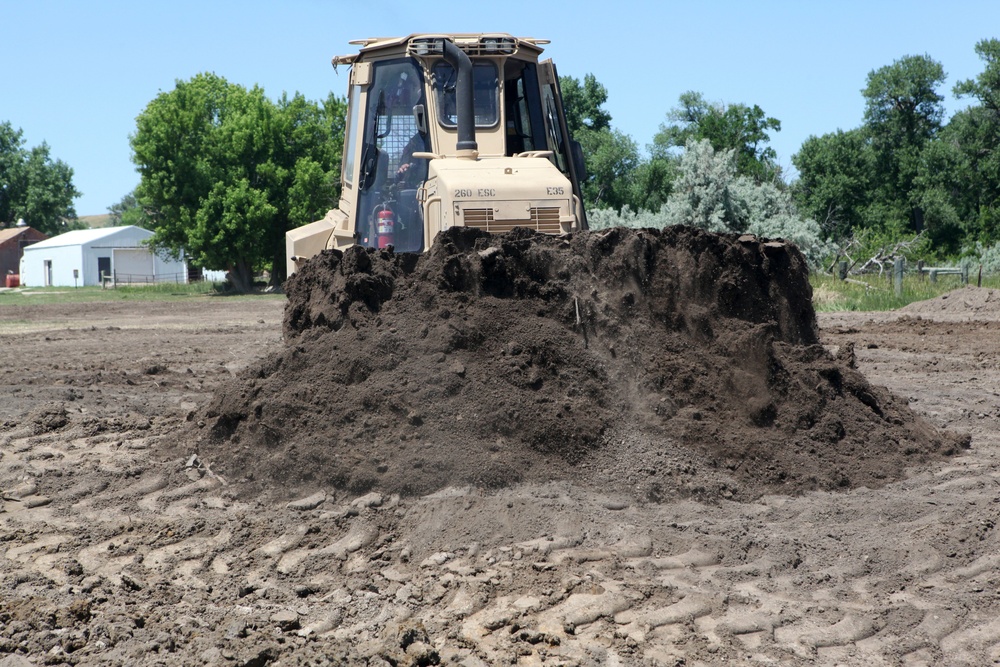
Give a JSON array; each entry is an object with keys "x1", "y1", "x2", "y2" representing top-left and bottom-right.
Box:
[{"x1": 462, "y1": 207, "x2": 562, "y2": 234}]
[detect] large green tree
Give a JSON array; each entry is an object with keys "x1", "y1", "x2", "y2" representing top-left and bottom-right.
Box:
[
  {"x1": 950, "y1": 38, "x2": 1000, "y2": 244},
  {"x1": 560, "y1": 73, "x2": 612, "y2": 136},
  {"x1": 861, "y1": 54, "x2": 947, "y2": 235},
  {"x1": 792, "y1": 53, "x2": 956, "y2": 254},
  {"x1": 624, "y1": 156, "x2": 677, "y2": 212},
  {"x1": 130, "y1": 73, "x2": 345, "y2": 291},
  {"x1": 0, "y1": 121, "x2": 81, "y2": 234},
  {"x1": 560, "y1": 74, "x2": 642, "y2": 210},
  {"x1": 791, "y1": 129, "x2": 873, "y2": 239},
  {"x1": 654, "y1": 91, "x2": 782, "y2": 183}
]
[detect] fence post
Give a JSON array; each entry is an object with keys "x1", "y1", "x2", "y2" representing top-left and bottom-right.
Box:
[
  {"x1": 838, "y1": 261, "x2": 848, "y2": 280},
  {"x1": 962, "y1": 265, "x2": 969, "y2": 285},
  {"x1": 894, "y1": 257, "x2": 904, "y2": 297}
]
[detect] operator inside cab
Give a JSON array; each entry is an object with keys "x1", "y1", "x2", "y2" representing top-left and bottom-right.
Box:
[{"x1": 356, "y1": 63, "x2": 429, "y2": 252}]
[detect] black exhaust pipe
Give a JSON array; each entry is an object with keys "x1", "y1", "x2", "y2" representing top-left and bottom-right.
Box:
[{"x1": 441, "y1": 40, "x2": 477, "y2": 154}]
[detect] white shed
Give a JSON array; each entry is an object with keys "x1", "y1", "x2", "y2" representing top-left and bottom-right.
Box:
[{"x1": 19, "y1": 226, "x2": 187, "y2": 287}]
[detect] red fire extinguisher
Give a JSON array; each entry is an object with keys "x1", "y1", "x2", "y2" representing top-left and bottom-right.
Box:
[{"x1": 377, "y1": 209, "x2": 395, "y2": 249}]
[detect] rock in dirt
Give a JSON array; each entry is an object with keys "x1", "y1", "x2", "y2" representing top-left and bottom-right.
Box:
[
  {"x1": 21, "y1": 495, "x2": 52, "y2": 509},
  {"x1": 195, "y1": 226, "x2": 965, "y2": 501},
  {"x1": 0, "y1": 656, "x2": 37, "y2": 667},
  {"x1": 286, "y1": 491, "x2": 326, "y2": 511},
  {"x1": 270, "y1": 609, "x2": 300, "y2": 632}
]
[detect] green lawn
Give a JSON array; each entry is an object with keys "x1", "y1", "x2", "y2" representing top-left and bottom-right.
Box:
[{"x1": 0, "y1": 283, "x2": 286, "y2": 305}]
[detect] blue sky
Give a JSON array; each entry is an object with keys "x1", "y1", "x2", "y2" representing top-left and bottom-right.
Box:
[{"x1": 5, "y1": 0, "x2": 1000, "y2": 216}]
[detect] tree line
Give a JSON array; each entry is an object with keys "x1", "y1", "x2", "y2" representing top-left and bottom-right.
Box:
[
  {"x1": 567, "y1": 38, "x2": 1000, "y2": 271},
  {"x1": 5, "y1": 38, "x2": 1000, "y2": 288},
  {"x1": 794, "y1": 40, "x2": 1000, "y2": 260}
]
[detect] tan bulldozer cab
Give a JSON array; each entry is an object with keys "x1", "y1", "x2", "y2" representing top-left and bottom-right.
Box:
[{"x1": 287, "y1": 34, "x2": 587, "y2": 275}]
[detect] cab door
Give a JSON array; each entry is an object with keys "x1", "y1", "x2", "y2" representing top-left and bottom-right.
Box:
[{"x1": 538, "y1": 60, "x2": 588, "y2": 229}]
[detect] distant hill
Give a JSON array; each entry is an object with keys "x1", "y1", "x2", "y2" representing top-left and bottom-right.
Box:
[{"x1": 78, "y1": 214, "x2": 113, "y2": 228}]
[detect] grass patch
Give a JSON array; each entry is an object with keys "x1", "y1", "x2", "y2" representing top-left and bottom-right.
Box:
[
  {"x1": 0, "y1": 282, "x2": 285, "y2": 305},
  {"x1": 811, "y1": 271, "x2": 1000, "y2": 312}
]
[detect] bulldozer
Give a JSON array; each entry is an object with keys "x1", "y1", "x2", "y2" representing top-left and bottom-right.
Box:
[{"x1": 286, "y1": 33, "x2": 588, "y2": 274}]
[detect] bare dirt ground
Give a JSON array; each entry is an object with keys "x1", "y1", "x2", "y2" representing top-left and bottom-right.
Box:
[{"x1": 2, "y1": 281, "x2": 1000, "y2": 666}]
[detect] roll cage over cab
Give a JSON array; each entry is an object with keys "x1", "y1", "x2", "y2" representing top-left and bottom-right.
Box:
[{"x1": 286, "y1": 33, "x2": 587, "y2": 274}]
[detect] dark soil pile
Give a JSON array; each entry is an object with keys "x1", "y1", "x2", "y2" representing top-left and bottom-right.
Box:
[{"x1": 195, "y1": 226, "x2": 966, "y2": 501}]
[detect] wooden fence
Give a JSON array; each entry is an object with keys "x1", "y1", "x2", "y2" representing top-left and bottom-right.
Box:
[{"x1": 837, "y1": 259, "x2": 980, "y2": 296}]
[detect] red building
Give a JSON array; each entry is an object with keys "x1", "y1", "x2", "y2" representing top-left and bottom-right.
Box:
[{"x1": 0, "y1": 226, "x2": 48, "y2": 283}]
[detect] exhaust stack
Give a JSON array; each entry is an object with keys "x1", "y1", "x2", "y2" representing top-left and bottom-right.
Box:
[{"x1": 442, "y1": 40, "x2": 478, "y2": 158}]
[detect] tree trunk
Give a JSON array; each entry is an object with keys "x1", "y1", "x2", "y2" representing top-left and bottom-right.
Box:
[
  {"x1": 270, "y1": 242, "x2": 286, "y2": 288},
  {"x1": 226, "y1": 260, "x2": 254, "y2": 293}
]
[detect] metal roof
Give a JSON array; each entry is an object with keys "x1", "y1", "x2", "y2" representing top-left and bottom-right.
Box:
[
  {"x1": 332, "y1": 33, "x2": 549, "y2": 66},
  {"x1": 24, "y1": 225, "x2": 152, "y2": 250},
  {"x1": 0, "y1": 227, "x2": 43, "y2": 244}
]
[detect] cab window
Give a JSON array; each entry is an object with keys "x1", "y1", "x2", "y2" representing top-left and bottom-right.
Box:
[
  {"x1": 433, "y1": 60, "x2": 499, "y2": 128},
  {"x1": 342, "y1": 84, "x2": 361, "y2": 185},
  {"x1": 541, "y1": 85, "x2": 569, "y2": 174},
  {"x1": 355, "y1": 58, "x2": 427, "y2": 252},
  {"x1": 504, "y1": 61, "x2": 545, "y2": 155}
]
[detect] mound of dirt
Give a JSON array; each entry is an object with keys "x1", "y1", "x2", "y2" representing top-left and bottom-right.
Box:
[
  {"x1": 195, "y1": 226, "x2": 966, "y2": 501},
  {"x1": 899, "y1": 285, "x2": 1000, "y2": 317}
]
